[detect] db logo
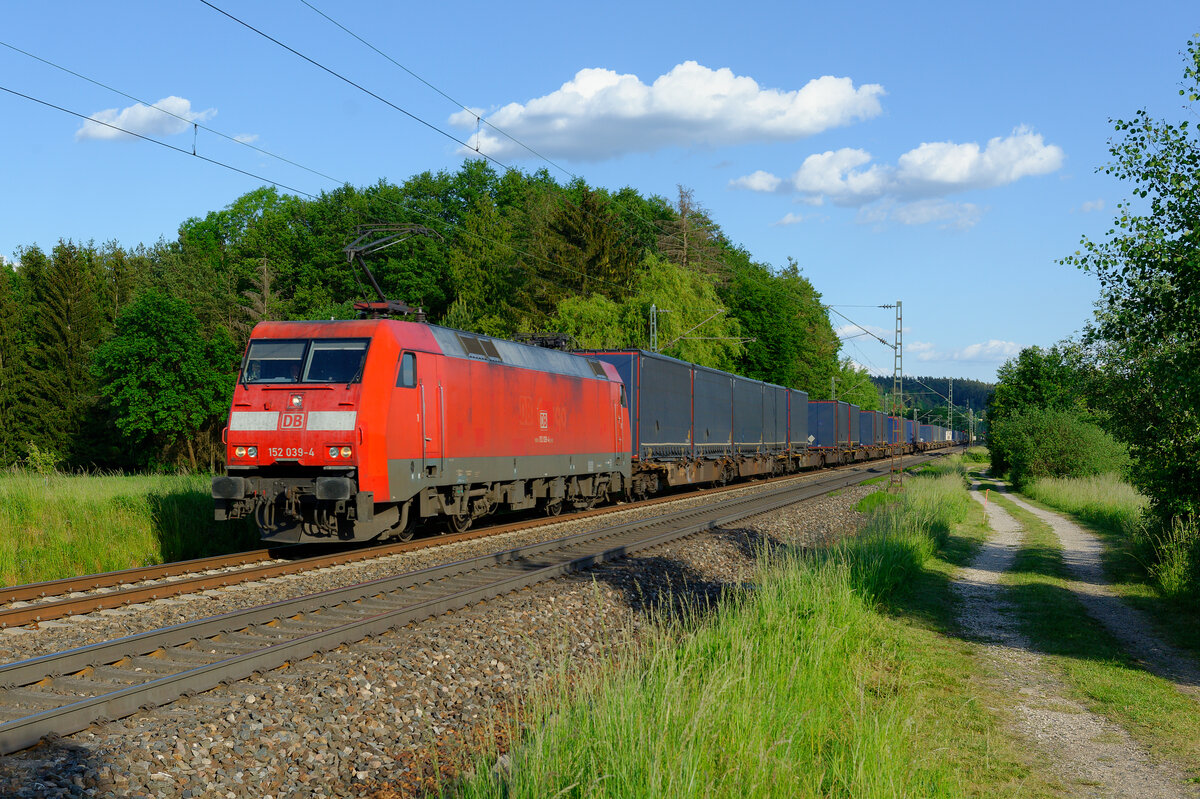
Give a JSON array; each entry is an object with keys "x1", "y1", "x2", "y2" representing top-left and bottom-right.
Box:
[
  {"x1": 538, "y1": 410, "x2": 549, "y2": 430},
  {"x1": 281, "y1": 412, "x2": 306, "y2": 430}
]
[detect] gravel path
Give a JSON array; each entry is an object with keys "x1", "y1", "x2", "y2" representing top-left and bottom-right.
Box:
[
  {"x1": 0, "y1": 482, "x2": 878, "y2": 798},
  {"x1": 961, "y1": 482, "x2": 1196, "y2": 798},
  {"x1": 994, "y1": 485, "x2": 1200, "y2": 701}
]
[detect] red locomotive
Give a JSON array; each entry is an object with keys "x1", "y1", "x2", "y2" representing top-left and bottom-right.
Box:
[{"x1": 212, "y1": 318, "x2": 630, "y2": 543}]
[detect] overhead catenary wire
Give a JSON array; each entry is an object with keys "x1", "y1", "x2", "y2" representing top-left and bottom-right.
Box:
[
  {"x1": 286, "y1": 0, "x2": 708, "y2": 260},
  {"x1": 0, "y1": 84, "x2": 317, "y2": 199},
  {"x1": 0, "y1": 81, "x2": 624, "y2": 304},
  {"x1": 221, "y1": 0, "x2": 698, "y2": 274},
  {"x1": 0, "y1": 39, "x2": 346, "y2": 188},
  {"x1": 295, "y1": 0, "x2": 576, "y2": 179}
]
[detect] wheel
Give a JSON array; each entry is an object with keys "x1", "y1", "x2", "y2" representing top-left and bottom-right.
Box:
[
  {"x1": 544, "y1": 498, "x2": 564, "y2": 517},
  {"x1": 444, "y1": 514, "x2": 472, "y2": 534}
]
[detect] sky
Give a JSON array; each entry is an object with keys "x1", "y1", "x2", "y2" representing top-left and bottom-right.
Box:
[{"x1": 1, "y1": 1, "x2": 1195, "y2": 382}]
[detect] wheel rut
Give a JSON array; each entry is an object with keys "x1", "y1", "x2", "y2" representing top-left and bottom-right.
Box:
[
  {"x1": 956, "y1": 481, "x2": 1196, "y2": 798},
  {"x1": 988, "y1": 482, "x2": 1200, "y2": 701}
]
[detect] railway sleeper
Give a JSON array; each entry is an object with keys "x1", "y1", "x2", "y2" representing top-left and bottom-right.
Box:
[{"x1": 0, "y1": 687, "x2": 67, "y2": 710}]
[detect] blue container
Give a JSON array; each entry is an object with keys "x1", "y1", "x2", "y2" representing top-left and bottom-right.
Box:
[
  {"x1": 808, "y1": 401, "x2": 844, "y2": 447},
  {"x1": 859, "y1": 411, "x2": 874, "y2": 445},
  {"x1": 789, "y1": 389, "x2": 809, "y2": 450},
  {"x1": 694, "y1": 365, "x2": 733, "y2": 457},
  {"x1": 847, "y1": 403, "x2": 860, "y2": 445}
]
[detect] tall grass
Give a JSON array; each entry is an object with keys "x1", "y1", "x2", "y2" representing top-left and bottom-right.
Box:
[
  {"x1": 1025, "y1": 474, "x2": 1147, "y2": 540},
  {"x1": 0, "y1": 472, "x2": 257, "y2": 586},
  {"x1": 453, "y1": 473, "x2": 978, "y2": 798},
  {"x1": 1025, "y1": 473, "x2": 1198, "y2": 602}
]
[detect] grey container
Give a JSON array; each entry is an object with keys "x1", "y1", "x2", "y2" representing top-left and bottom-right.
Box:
[
  {"x1": 694, "y1": 365, "x2": 733, "y2": 457},
  {"x1": 732, "y1": 376, "x2": 764, "y2": 453},
  {"x1": 586, "y1": 350, "x2": 694, "y2": 459},
  {"x1": 847, "y1": 403, "x2": 860, "y2": 446},
  {"x1": 789, "y1": 389, "x2": 809, "y2": 451},
  {"x1": 768, "y1": 384, "x2": 789, "y2": 453}
]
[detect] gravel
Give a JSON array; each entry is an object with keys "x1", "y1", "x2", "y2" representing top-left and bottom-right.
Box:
[{"x1": 0, "y1": 481, "x2": 878, "y2": 798}]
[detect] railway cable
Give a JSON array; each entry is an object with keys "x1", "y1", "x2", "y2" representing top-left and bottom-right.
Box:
[
  {"x1": 5, "y1": 24, "x2": 892, "y2": 363},
  {"x1": 203, "y1": 0, "x2": 686, "y2": 304},
  {"x1": 291, "y1": 0, "x2": 699, "y2": 263}
]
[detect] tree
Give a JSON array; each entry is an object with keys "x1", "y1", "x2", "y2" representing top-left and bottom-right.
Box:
[
  {"x1": 988, "y1": 407, "x2": 1129, "y2": 490},
  {"x1": 1061, "y1": 38, "x2": 1200, "y2": 522},
  {"x1": 833, "y1": 359, "x2": 883, "y2": 410},
  {"x1": 23, "y1": 241, "x2": 107, "y2": 464},
  {"x1": 720, "y1": 256, "x2": 839, "y2": 395},
  {"x1": 93, "y1": 291, "x2": 238, "y2": 471},
  {"x1": 987, "y1": 345, "x2": 1090, "y2": 423},
  {"x1": 0, "y1": 260, "x2": 23, "y2": 465}
]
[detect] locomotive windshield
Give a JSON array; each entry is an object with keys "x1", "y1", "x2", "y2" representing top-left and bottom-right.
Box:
[{"x1": 241, "y1": 338, "x2": 370, "y2": 384}]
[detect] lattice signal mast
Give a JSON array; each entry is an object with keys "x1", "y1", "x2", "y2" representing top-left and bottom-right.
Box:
[{"x1": 890, "y1": 301, "x2": 903, "y2": 489}]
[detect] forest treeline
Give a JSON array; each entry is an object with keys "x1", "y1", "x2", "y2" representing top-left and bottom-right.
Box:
[{"x1": 0, "y1": 161, "x2": 897, "y2": 472}]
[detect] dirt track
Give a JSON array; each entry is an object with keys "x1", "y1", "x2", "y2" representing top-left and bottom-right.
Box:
[{"x1": 956, "y1": 480, "x2": 1198, "y2": 798}]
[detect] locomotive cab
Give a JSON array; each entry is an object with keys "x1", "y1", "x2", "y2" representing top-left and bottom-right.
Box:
[{"x1": 212, "y1": 319, "x2": 419, "y2": 543}]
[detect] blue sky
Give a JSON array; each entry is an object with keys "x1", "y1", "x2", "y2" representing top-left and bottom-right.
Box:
[{"x1": 2, "y1": 1, "x2": 1195, "y2": 381}]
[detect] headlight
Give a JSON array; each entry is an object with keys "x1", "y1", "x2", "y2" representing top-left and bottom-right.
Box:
[
  {"x1": 329, "y1": 446, "x2": 339, "y2": 458},
  {"x1": 247, "y1": 446, "x2": 258, "y2": 458},
  {"x1": 235, "y1": 446, "x2": 247, "y2": 458},
  {"x1": 340, "y1": 446, "x2": 352, "y2": 458}
]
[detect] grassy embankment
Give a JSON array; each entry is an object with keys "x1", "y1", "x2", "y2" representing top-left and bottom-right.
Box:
[
  {"x1": 0, "y1": 472, "x2": 257, "y2": 587},
  {"x1": 448, "y1": 459, "x2": 1060, "y2": 798},
  {"x1": 984, "y1": 487, "x2": 1200, "y2": 779}
]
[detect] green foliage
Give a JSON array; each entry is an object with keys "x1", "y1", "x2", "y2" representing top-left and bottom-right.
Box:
[
  {"x1": 4, "y1": 164, "x2": 857, "y2": 469},
  {"x1": 721, "y1": 257, "x2": 838, "y2": 395},
  {"x1": 1060, "y1": 39, "x2": 1200, "y2": 523},
  {"x1": 834, "y1": 358, "x2": 883, "y2": 409},
  {"x1": 92, "y1": 291, "x2": 238, "y2": 470},
  {"x1": 988, "y1": 407, "x2": 1129, "y2": 489},
  {"x1": 24, "y1": 441, "x2": 61, "y2": 474},
  {"x1": 986, "y1": 344, "x2": 1095, "y2": 473}
]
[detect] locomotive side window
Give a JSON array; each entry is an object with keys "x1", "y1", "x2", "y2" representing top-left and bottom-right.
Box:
[
  {"x1": 619, "y1": 385, "x2": 627, "y2": 408},
  {"x1": 242, "y1": 340, "x2": 306, "y2": 383},
  {"x1": 397, "y1": 352, "x2": 416, "y2": 388}
]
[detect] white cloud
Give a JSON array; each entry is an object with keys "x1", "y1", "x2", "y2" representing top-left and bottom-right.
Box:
[
  {"x1": 846, "y1": 359, "x2": 892, "y2": 377},
  {"x1": 233, "y1": 133, "x2": 259, "y2": 144},
  {"x1": 836, "y1": 322, "x2": 891, "y2": 341},
  {"x1": 733, "y1": 126, "x2": 1062, "y2": 227},
  {"x1": 730, "y1": 170, "x2": 783, "y2": 192},
  {"x1": 889, "y1": 199, "x2": 982, "y2": 230},
  {"x1": 1080, "y1": 198, "x2": 1105, "y2": 212},
  {"x1": 76, "y1": 96, "x2": 216, "y2": 141},
  {"x1": 910, "y1": 339, "x2": 1021, "y2": 362},
  {"x1": 452, "y1": 62, "x2": 884, "y2": 161},
  {"x1": 772, "y1": 212, "x2": 806, "y2": 226}
]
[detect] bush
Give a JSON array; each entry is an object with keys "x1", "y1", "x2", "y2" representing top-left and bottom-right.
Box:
[{"x1": 988, "y1": 408, "x2": 1128, "y2": 490}]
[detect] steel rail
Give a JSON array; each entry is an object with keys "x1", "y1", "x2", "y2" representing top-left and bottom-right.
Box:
[
  {"x1": 0, "y1": 456, "x2": 934, "y2": 755},
  {"x1": 0, "y1": 456, "x2": 913, "y2": 627}
]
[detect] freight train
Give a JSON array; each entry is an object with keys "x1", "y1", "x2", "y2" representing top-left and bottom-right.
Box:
[{"x1": 212, "y1": 316, "x2": 963, "y2": 544}]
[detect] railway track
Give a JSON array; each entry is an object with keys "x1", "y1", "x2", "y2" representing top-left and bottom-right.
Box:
[
  {"x1": 0, "y1": 457, "x2": 924, "y2": 628},
  {"x1": 0, "y1": 455, "x2": 936, "y2": 755}
]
